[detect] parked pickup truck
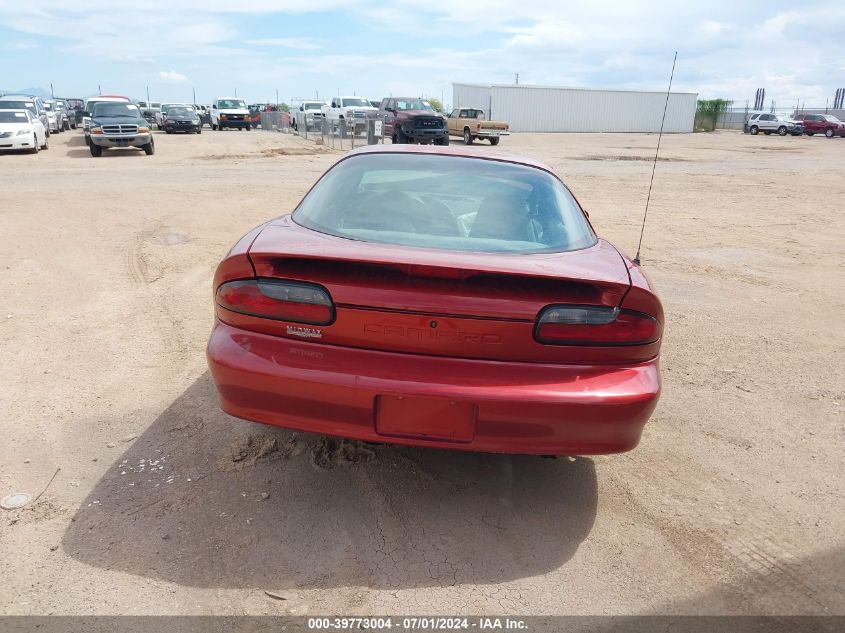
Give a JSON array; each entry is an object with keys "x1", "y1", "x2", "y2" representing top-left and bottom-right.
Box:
[
  {"x1": 447, "y1": 108, "x2": 510, "y2": 145},
  {"x1": 371, "y1": 97, "x2": 449, "y2": 145},
  {"x1": 322, "y1": 96, "x2": 377, "y2": 135}
]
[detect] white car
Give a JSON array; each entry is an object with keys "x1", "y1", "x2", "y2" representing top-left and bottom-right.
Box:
[
  {"x1": 321, "y1": 96, "x2": 377, "y2": 135},
  {"x1": 211, "y1": 97, "x2": 250, "y2": 130},
  {"x1": 42, "y1": 101, "x2": 64, "y2": 133},
  {"x1": 0, "y1": 109, "x2": 48, "y2": 153}
]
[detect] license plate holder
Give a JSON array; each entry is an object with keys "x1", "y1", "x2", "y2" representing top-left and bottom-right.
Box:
[{"x1": 375, "y1": 395, "x2": 476, "y2": 443}]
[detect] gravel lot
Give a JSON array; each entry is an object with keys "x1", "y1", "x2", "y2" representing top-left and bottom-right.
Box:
[{"x1": 1, "y1": 128, "x2": 842, "y2": 616}]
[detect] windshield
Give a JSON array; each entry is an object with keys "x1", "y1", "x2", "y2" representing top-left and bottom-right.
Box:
[
  {"x1": 66, "y1": 99, "x2": 83, "y2": 109},
  {"x1": 293, "y1": 153, "x2": 596, "y2": 254},
  {"x1": 218, "y1": 100, "x2": 246, "y2": 109},
  {"x1": 0, "y1": 111, "x2": 31, "y2": 123},
  {"x1": 303, "y1": 102, "x2": 324, "y2": 110},
  {"x1": 341, "y1": 98, "x2": 371, "y2": 107},
  {"x1": 395, "y1": 99, "x2": 433, "y2": 111},
  {"x1": 168, "y1": 107, "x2": 196, "y2": 117},
  {"x1": 0, "y1": 100, "x2": 36, "y2": 115},
  {"x1": 93, "y1": 103, "x2": 141, "y2": 118},
  {"x1": 44, "y1": 103, "x2": 53, "y2": 110}
]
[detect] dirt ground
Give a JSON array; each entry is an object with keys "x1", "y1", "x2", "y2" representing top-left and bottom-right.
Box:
[{"x1": 0, "y1": 127, "x2": 842, "y2": 616}]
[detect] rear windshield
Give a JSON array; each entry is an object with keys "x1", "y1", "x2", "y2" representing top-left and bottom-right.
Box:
[
  {"x1": 0, "y1": 111, "x2": 30, "y2": 123},
  {"x1": 293, "y1": 153, "x2": 596, "y2": 253},
  {"x1": 0, "y1": 100, "x2": 36, "y2": 114}
]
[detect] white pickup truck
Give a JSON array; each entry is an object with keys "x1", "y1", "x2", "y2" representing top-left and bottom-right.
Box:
[{"x1": 321, "y1": 96, "x2": 377, "y2": 135}]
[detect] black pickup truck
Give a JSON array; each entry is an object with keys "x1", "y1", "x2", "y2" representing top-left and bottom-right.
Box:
[{"x1": 371, "y1": 97, "x2": 449, "y2": 145}]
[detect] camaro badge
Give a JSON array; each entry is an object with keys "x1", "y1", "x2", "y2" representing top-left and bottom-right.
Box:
[{"x1": 286, "y1": 325, "x2": 323, "y2": 339}]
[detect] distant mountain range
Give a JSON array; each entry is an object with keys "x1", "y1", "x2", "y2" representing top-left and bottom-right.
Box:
[{"x1": 0, "y1": 87, "x2": 101, "y2": 99}]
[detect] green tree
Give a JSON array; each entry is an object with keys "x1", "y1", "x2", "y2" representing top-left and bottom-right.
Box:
[
  {"x1": 425, "y1": 97, "x2": 444, "y2": 113},
  {"x1": 276, "y1": 102, "x2": 290, "y2": 112},
  {"x1": 695, "y1": 99, "x2": 733, "y2": 132}
]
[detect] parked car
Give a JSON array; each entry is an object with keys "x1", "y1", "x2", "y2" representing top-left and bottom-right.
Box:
[
  {"x1": 322, "y1": 96, "x2": 377, "y2": 135},
  {"x1": 745, "y1": 112, "x2": 800, "y2": 136},
  {"x1": 59, "y1": 98, "x2": 84, "y2": 125},
  {"x1": 42, "y1": 100, "x2": 64, "y2": 133},
  {"x1": 293, "y1": 101, "x2": 326, "y2": 131},
  {"x1": 447, "y1": 108, "x2": 510, "y2": 145},
  {"x1": 196, "y1": 104, "x2": 211, "y2": 127},
  {"x1": 155, "y1": 103, "x2": 187, "y2": 129},
  {"x1": 207, "y1": 145, "x2": 663, "y2": 456},
  {"x1": 211, "y1": 97, "x2": 250, "y2": 130},
  {"x1": 83, "y1": 95, "x2": 131, "y2": 144},
  {"x1": 0, "y1": 94, "x2": 50, "y2": 138},
  {"x1": 49, "y1": 99, "x2": 75, "y2": 130},
  {"x1": 163, "y1": 105, "x2": 201, "y2": 134},
  {"x1": 372, "y1": 97, "x2": 449, "y2": 145},
  {"x1": 88, "y1": 101, "x2": 154, "y2": 157},
  {"x1": 247, "y1": 103, "x2": 277, "y2": 129},
  {"x1": 0, "y1": 109, "x2": 48, "y2": 153},
  {"x1": 792, "y1": 113, "x2": 845, "y2": 138}
]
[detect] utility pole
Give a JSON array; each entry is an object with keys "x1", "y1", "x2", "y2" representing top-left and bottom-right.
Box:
[
  {"x1": 192, "y1": 86, "x2": 196, "y2": 105},
  {"x1": 98, "y1": 84, "x2": 102, "y2": 94},
  {"x1": 515, "y1": 73, "x2": 519, "y2": 85},
  {"x1": 146, "y1": 86, "x2": 150, "y2": 105},
  {"x1": 50, "y1": 83, "x2": 54, "y2": 98},
  {"x1": 276, "y1": 88, "x2": 279, "y2": 106},
  {"x1": 234, "y1": 88, "x2": 237, "y2": 97}
]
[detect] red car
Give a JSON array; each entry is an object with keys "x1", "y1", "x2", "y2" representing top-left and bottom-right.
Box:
[
  {"x1": 207, "y1": 145, "x2": 663, "y2": 455},
  {"x1": 793, "y1": 113, "x2": 845, "y2": 138}
]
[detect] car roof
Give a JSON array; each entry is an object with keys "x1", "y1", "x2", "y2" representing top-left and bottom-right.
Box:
[
  {"x1": 0, "y1": 94, "x2": 37, "y2": 100},
  {"x1": 0, "y1": 108, "x2": 31, "y2": 114},
  {"x1": 345, "y1": 144, "x2": 555, "y2": 174}
]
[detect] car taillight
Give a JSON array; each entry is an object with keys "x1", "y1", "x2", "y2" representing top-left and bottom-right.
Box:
[
  {"x1": 216, "y1": 279, "x2": 334, "y2": 325},
  {"x1": 476, "y1": 123, "x2": 481, "y2": 131},
  {"x1": 534, "y1": 305, "x2": 659, "y2": 346}
]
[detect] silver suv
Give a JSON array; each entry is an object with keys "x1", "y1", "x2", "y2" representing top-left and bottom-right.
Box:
[{"x1": 745, "y1": 112, "x2": 801, "y2": 136}]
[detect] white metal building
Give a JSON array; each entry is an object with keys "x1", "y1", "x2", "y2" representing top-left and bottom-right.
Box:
[{"x1": 452, "y1": 83, "x2": 698, "y2": 133}]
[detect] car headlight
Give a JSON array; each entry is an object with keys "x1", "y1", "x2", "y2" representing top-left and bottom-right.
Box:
[
  {"x1": 16, "y1": 129, "x2": 31, "y2": 136},
  {"x1": 90, "y1": 126, "x2": 103, "y2": 134},
  {"x1": 138, "y1": 127, "x2": 150, "y2": 133}
]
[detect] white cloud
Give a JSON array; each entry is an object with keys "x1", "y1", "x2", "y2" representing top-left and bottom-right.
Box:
[
  {"x1": 159, "y1": 70, "x2": 189, "y2": 83},
  {"x1": 3, "y1": 40, "x2": 38, "y2": 50},
  {"x1": 245, "y1": 37, "x2": 321, "y2": 50}
]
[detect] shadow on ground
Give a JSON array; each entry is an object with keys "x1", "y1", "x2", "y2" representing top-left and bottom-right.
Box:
[{"x1": 63, "y1": 372, "x2": 598, "y2": 589}]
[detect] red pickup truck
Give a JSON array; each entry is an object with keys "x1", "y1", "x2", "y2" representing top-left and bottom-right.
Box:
[{"x1": 792, "y1": 113, "x2": 845, "y2": 138}]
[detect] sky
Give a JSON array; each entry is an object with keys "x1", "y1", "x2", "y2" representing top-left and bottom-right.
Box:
[{"x1": 1, "y1": 1, "x2": 843, "y2": 109}]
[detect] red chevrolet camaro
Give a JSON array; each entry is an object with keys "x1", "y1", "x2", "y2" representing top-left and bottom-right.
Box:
[{"x1": 207, "y1": 145, "x2": 663, "y2": 455}]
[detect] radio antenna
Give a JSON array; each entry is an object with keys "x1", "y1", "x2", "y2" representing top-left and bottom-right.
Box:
[{"x1": 634, "y1": 51, "x2": 677, "y2": 265}]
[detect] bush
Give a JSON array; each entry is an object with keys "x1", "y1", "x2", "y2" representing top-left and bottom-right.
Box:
[{"x1": 695, "y1": 99, "x2": 732, "y2": 132}]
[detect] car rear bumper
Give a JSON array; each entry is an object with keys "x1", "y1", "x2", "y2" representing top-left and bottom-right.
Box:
[
  {"x1": 218, "y1": 119, "x2": 248, "y2": 127},
  {"x1": 207, "y1": 322, "x2": 661, "y2": 455}
]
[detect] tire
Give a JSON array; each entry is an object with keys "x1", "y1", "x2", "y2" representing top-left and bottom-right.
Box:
[
  {"x1": 89, "y1": 143, "x2": 102, "y2": 157},
  {"x1": 197, "y1": 127, "x2": 201, "y2": 134},
  {"x1": 824, "y1": 128, "x2": 834, "y2": 138},
  {"x1": 143, "y1": 140, "x2": 155, "y2": 155},
  {"x1": 777, "y1": 126, "x2": 787, "y2": 136},
  {"x1": 165, "y1": 129, "x2": 172, "y2": 134},
  {"x1": 806, "y1": 132, "x2": 814, "y2": 136},
  {"x1": 750, "y1": 126, "x2": 759, "y2": 135},
  {"x1": 30, "y1": 132, "x2": 39, "y2": 154},
  {"x1": 394, "y1": 127, "x2": 408, "y2": 144},
  {"x1": 434, "y1": 135, "x2": 449, "y2": 146},
  {"x1": 212, "y1": 123, "x2": 218, "y2": 130},
  {"x1": 245, "y1": 125, "x2": 251, "y2": 131},
  {"x1": 63, "y1": 120, "x2": 70, "y2": 131},
  {"x1": 489, "y1": 137, "x2": 500, "y2": 146},
  {"x1": 463, "y1": 128, "x2": 473, "y2": 144},
  {"x1": 41, "y1": 134, "x2": 49, "y2": 150}
]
